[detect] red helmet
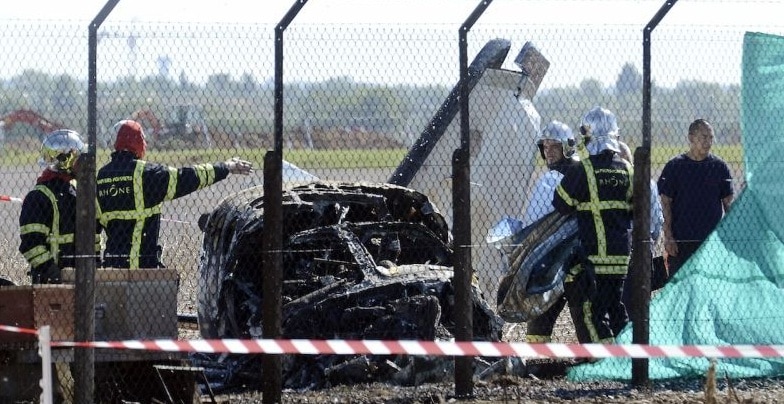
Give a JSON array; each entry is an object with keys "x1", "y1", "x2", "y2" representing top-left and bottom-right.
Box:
[{"x1": 113, "y1": 119, "x2": 147, "y2": 159}]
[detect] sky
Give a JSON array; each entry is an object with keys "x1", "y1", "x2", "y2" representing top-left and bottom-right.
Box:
[
  {"x1": 5, "y1": 0, "x2": 784, "y2": 26},
  {"x1": 4, "y1": 1, "x2": 784, "y2": 88}
]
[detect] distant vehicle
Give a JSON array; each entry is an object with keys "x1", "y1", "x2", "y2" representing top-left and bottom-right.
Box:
[
  {"x1": 121, "y1": 105, "x2": 212, "y2": 149},
  {"x1": 0, "y1": 109, "x2": 64, "y2": 147}
]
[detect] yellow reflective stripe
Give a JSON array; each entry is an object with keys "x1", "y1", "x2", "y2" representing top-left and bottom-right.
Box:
[
  {"x1": 193, "y1": 163, "x2": 215, "y2": 189},
  {"x1": 525, "y1": 335, "x2": 552, "y2": 343},
  {"x1": 576, "y1": 140, "x2": 590, "y2": 161},
  {"x1": 100, "y1": 206, "x2": 162, "y2": 221},
  {"x1": 23, "y1": 245, "x2": 51, "y2": 267},
  {"x1": 126, "y1": 162, "x2": 148, "y2": 269},
  {"x1": 133, "y1": 162, "x2": 145, "y2": 213},
  {"x1": 34, "y1": 185, "x2": 69, "y2": 265},
  {"x1": 589, "y1": 255, "x2": 630, "y2": 266},
  {"x1": 581, "y1": 158, "x2": 607, "y2": 257},
  {"x1": 593, "y1": 266, "x2": 629, "y2": 275},
  {"x1": 576, "y1": 200, "x2": 630, "y2": 211},
  {"x1": 29, "y1": 253, "x2": 53, "y2": 268},
  {"x1": 556, "y1": 184, "x2": 578, "y2": 207},
  {"x1": 48, "y1": 234, "x2": 74, "y2": 244},
  {"x1": 164, "y1": 166, "x2": 178, "y2": 201},
  {"x1": 624, "y1": 159, "x2": 634, "y2": 202},
  {"x1": 20, "y1": 223, "x2": 50, "y2": 235},
  {"x1": 582, "y1": 300, "x2": 600, "y2": 343}
]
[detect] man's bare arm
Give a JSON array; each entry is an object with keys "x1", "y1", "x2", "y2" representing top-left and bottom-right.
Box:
[
  {"x1": 722, "y1": 194, "x2": 733, "y2": 214},
  {"x1": 660, "y1": 194, "x2": 678, "y2": 256}
]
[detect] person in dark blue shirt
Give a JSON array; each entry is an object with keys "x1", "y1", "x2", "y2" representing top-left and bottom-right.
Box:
[{"x1": 657, "y1": 118, "x2": 733, "y2": 277}]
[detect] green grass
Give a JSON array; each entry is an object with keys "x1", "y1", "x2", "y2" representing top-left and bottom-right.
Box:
[
  {"x1": 1, "y1": 144, "x2": 744, "y2": 170},
  {"x1": 144, "y1": 148, "x2": 411, "y2": 169},
  {"x1": 0, "y1": 147, "x2": 411, "y2": 169}
]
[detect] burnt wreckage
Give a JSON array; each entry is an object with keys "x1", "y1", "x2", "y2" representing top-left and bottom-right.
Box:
[{"x1": 197, "y1": 181, "x2": 503, "y2": 388}]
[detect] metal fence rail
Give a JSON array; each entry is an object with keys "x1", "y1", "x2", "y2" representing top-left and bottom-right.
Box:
[{"x1": 0, "y1": 0, "x2": 782, "y2": 402}]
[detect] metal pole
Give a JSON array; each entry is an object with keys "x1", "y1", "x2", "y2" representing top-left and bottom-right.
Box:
[
  {"x1": 454, "y1": 0, "x2": 492, "y2": 398},
  {"x1": 39, "y1": 326, "x2": 53, "y2": 404},
  {"x1": 388, "y1": 39, "x2": 510, "y2": 186},
  {"x1": 264, "y1": 1, "x2": 308, "y2": 403},
  {"x1": 632, "y1": 0, "x2": 678, "y2": 388},
  {"x1": 77, "y1": 3, "x2": 119, "y2": 403}
]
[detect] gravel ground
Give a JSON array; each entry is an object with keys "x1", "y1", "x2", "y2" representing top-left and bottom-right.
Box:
[
  {"x1": 197, "y1": 317, "x2": 784, "y2": 403},
  {"x1": 207, "y1": 373, "x2": 784, "y2": 403}
]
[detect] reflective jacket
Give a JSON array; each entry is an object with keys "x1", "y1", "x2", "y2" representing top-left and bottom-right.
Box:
[
  {"x1": 553, "y1": 151, "x2": 633, "y2": 275},
  {"x1": 19, "y1": 178, "x2": 101, "y2": 270},
  {"x1": 97, "y1": 151, "x2": 230, "y2": 269}
]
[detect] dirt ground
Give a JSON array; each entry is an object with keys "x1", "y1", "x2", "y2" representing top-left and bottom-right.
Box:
[{"x1": 210, "y1": 372, "x2": 784, "y2": 403}]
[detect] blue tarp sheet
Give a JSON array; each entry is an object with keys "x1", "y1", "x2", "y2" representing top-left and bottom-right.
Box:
[{"x1": 569, "y1": 31, "x2": 784, "y2": 381}]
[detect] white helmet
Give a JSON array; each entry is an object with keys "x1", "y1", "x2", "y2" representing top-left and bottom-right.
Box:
[
  {"x1": 537, "y1": 120, "x2": 575, "y2": 160},
  {"x1": 39, "y1": 129, "x2": 87, "y2": 174},
  {"x1": 580, "y1": 106, "x2": 620, "y2": 155}
]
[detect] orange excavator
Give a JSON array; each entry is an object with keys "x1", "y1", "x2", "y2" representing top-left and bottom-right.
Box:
[
  {"x1": 129, "y1": 106, "x2": 211, "y2": 148},
  {"x1": 0, "y1": 109, "x2": 63, "y2": 141},
  {"x1": 130, "y1": 107, "x2": 164, "y2": 144}
]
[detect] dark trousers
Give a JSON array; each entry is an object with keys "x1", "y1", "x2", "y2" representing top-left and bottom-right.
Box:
[
  {"x1": 590, "y1": 275, "x2": 627, "y2": 342},
  {"x1": 667, "y1": 241, "x2": 703, "y2": 278},
  {"x1": 525, "y1": 293, "x2": 567, "y2": 343},
  {"x1": 526, "y1": 279, "x2": 598, "y2": 344}
]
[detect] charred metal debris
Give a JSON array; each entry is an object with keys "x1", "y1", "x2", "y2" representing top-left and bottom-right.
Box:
[{"x1": 196, "y1": 181, "x2": 504, "y2": 390}]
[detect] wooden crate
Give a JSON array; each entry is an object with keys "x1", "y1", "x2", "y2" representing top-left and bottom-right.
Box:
[
  {"x1": 0, "y1": 285, "x2": 75, "y2": 345},
  {"x1": 62, "y1": 268, "x2": 179, "y2": 341}
]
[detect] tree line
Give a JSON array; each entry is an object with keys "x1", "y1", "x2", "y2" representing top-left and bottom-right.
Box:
[{"x1": 0, "y1": 63, "x2": 740, "y2": 150}]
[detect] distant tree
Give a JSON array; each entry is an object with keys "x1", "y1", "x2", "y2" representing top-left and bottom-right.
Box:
[
  {"x1": 580, "y1": 78, "x2": 604, "y2": 99},
  {"x1": 616, "y1": 62, "x2": 642, "y2": 94},
  {"x1": 206, "y1": 73, "x2": 232, "y2": 92},
  {"x1": 240, "y1": 73, "x2": 257, "y2": 92}
]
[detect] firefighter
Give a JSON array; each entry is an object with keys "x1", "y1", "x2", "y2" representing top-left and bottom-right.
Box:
[
  {"x1": 521, "y1": 120, "x2": 580, "y2": 227},
  {"x1": 97, "y1": 119, "x2": 253, "y2": 269},
  {"x1": 19, "y1": 129, "x2": 101, "y2": 283},
  {"x1": 521, "y1": 120, "x2": 584, "y2": 343},
  {"x1": 552, "y1": 106, "x2": 633, "y2": 343}
]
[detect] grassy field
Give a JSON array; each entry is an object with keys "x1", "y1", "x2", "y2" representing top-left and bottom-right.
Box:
[
  {"x1": 0, "y1": 147, "x2": 411, "y2": 169},
  {"x1": 0, "y1": 143, "x2": 745, "y2": 169}
]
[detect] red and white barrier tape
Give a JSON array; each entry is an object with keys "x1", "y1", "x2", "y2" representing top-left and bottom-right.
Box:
[
  {"x1": 47, "y1": 339, "x2": 784, "y2": 359},
  {"x1": 0, "y1": 324, "x2": 38, "y2": 335},
  {"x1": 0, "y1": 195, "x2": 22, "y2": 203},
  {"x1": 4, "y1": 325, "x2": 784, "y2": 358}
]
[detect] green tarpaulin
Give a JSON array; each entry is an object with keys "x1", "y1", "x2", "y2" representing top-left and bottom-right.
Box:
[{"x1": 569, "y1": 31, "x2": 784, "y2": 381}]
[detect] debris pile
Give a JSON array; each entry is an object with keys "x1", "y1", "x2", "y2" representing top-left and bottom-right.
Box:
[{"x1": 197, "y1": 181, "x2": 504, "y2": 389}]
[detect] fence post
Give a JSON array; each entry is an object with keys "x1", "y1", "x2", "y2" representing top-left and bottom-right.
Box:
[
  {"x1": 454, "y1": 0, "x2": 493, "y2": 398},
  {"x1": 78, "y1": 2, "x2": 120, "y2": 403},
  {"x1": 38, "y1": 325, "x2": 52, "y2": 404},
  {"x1": 265, "y1": 1, "x2": 309, "y2": 403},
  {"x1": 633, "y1": 0, "x2": 678, "y2": 388}
]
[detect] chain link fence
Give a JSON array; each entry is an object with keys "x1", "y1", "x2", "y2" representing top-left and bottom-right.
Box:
[{"x1": 0, "y1": 1, "x2": 782, "y2": 402}]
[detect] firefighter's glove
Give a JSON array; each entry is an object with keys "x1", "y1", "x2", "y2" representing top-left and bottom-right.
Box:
[
  {"x1": 30, "y1": 261, "x2": 61, "y2": 284},
  {"x1": 225, "y1": 158, "x2": 254, "y2": 175}
]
